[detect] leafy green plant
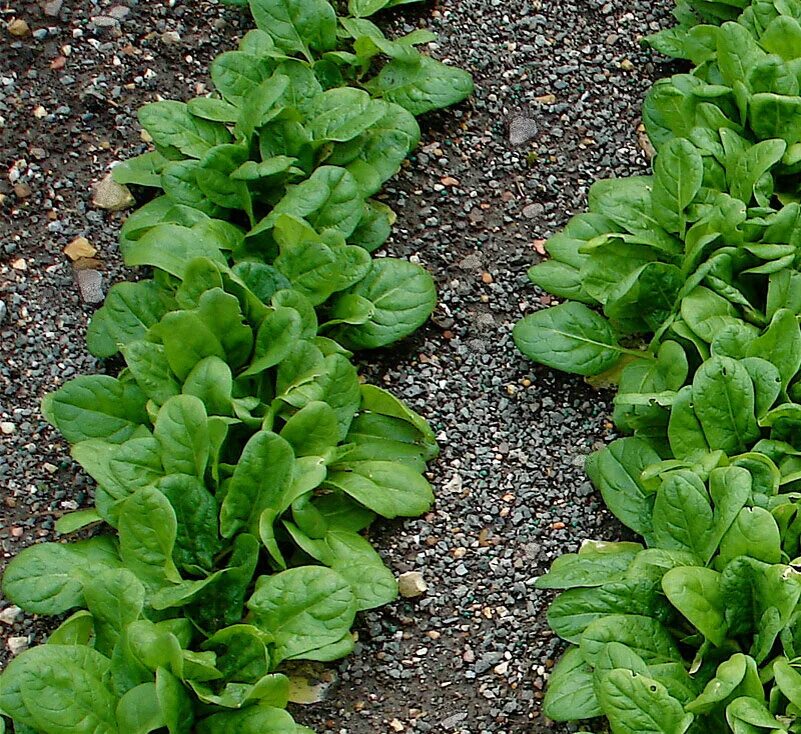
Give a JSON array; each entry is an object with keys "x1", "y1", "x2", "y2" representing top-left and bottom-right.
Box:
[
  {"x1": 0, "y1": 0, "x2": 472, "y2": 731},
  {"x1": 514, "y1": 0, "x2": 801, "y2": 731}
]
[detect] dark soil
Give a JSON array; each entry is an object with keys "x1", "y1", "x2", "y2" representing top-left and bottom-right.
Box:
[{"x1": 1, "y1": 0, "x2": 671, "y2": 731}]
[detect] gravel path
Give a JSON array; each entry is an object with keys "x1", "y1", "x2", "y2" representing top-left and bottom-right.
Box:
[{"x1": 1, "y1": 0, "x2": 670, "y2": 731}]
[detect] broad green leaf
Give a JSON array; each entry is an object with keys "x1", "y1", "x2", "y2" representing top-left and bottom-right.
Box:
[
  {"x1": 121, "y1": 223, "x2": 227, "y2": 279},
  {"x1": 652, "y1": 471, "x2": 715, "y2": 558},
  {"x1": 535, "y1": 541, "x2": 643, "y2": 590},
  {"x1": 118, "y1": 486, "x2": 181, "y2": 590},
  {"x1": 585, "y1": 438, "x2": 660, "y2": 538},
  {"x1": 580, "y1": 614, "x2": 681, "y2": 666},
  {"x1": 662, "y1": 567, "x2": 727, "y2": 645},
  {"x1": 746, "y1": 309, "x2": 801, "y2": 390},
  {"x1": 182, "y1": 356, "x2": 235, "y2": 417},
  {"x1": 210, "y1": 51, "x2": 276, "y2": 105},
  {"x1": 3, "y1": 537, "x2": 122, "y2": 616},
  {"x1": 42, "y1": 375, "x2": 148, "y2": 445},
  {"x1": 652, "y1": 137, "x2": 704, "y2": 234},
  {"x1": 331, "y1": 259, "x2": 436, "y2": 349},
  {"x1": 514, "y1": 302, "x2": 631, "y2": 377},
  {"x1": 250, "y1": 0, "x2": 337, "y2": 59},
  {"x1": 122, "y1": 341, "x2": 182, "y2": 406},
  {"x1": 309, "y1": 88, "x2": 384, "y2": 142},
  {"x1": 219, "y1": 431, "x2": 295, "y2": 537},
  {"x1": 280, "y1": 401, "x2": 339, "y2": 456},
  {"x1": 116, "y1": 682, "x2": 165, "y2": 734},
  {"x1": 2, "y1": 646, "x2": 118, "y2": 734},
  {"x1": 542, "y1": 647, "x2": 602, "y2": 721},
  {"x1": 364, "y1": 55, "x2": 474, "y2": 116},
  {"x1": 86, "y1": 281, "x2": 176, "y2": 359},
  {"x1": 138, "y1": 101, "x2": 231, "y2": 158},
  {"x1": 156, "y1": 667, "x2": 194, "y2": 734},
  {"x1": 718, "y1": 507, "x2": 782, "y2": 565},
  {"x1": 83, "y1": 568, "x2": 146, "y2": 655},
  {"x1": 154, "y1": 395, "x2": 210, "y2": 478},
  {"x1": 112, "y1": 151, "x2": 169, "y2": 187},
  {"x1": 548, "y1": 578, "x2": 669, "y2": 644},
  {"x1": 247, "y1": 566, "x2": 356, "y2": 662},
  {"x1": 692, "y1": 356, "x2": 760, "y2": 454},
  {"x1": 324, "y1": 460, "x2": 433, "y2": 518},
  {"x1": 258, "y1": 166, "x2": 363, "y2": 237},
  {"x1": 158, "y1": 474, "x2": 222, "y2": 573},
  {"x1": 597, "y1": 669, "x2": 693, "y2": 734},
  {"x1": 195, "y1": 704, "x2": 299, "y2": 734}
]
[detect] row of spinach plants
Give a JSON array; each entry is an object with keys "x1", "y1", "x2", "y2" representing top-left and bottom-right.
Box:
[
  {"x1": 514, "y1": 0, "x2": 801, "y2": 732},
  {"x1": 0, "y1": 0, "x2": 472, "y2": 731}
]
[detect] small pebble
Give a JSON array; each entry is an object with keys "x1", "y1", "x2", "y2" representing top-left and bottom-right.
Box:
[{"x1": 397, "y1": 571, "x2": 427, "y2": 598}]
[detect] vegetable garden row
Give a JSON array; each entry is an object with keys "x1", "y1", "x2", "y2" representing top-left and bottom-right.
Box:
[
  {"x1": 514, "y1": 0, "x2": 801, "y2": 731},
  {"x1": 9, "y1": 0, "x2": 801, "y2": 731},
  {"x1": 0, "y1": 0, "x2": 472, "y2": 731}
]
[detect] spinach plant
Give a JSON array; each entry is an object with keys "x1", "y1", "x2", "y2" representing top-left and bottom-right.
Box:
[
  {"x1": 0, "y1": 0, "x2": 472, "y2": 731},
  {"x1": 515, "y1": 0, "x2": 801, "y2": 731}
]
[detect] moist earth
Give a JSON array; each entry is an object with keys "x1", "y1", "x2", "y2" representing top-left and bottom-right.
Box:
[{"x1": 0, "y1": 0, "x2": 671, "y2": 731}]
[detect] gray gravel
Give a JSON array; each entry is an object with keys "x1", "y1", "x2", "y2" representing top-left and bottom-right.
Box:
[{"x1": 1, "y1": 0, "x2": 672, "y2": 731}]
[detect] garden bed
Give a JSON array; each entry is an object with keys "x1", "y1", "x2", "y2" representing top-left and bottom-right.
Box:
[{"x1": 1, "y1": 0, "x2": 668, "y2": 730}]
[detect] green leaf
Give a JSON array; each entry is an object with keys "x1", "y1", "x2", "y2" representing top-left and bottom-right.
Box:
[
  {"x1": 746, "y1": 309, "x2": 801, "y2": 390},
  {"x1": 55, "y1": 508, "x2": 103, "y2": 535},
  {"x1": 112, "y1": 151, "x2": 169, "y2": 187},
  {"x1": 83, "y1": 568, "x2": 146, "y2": 655},
  {"x1": 581, "y1": 614, "x2": 681, "y2": 667},
  {"x1": 121, "y1": 223, "x2": 227, "y2": 279},
  {"x1": 1, "y1": 646, "x2": 118, "y2": 734},
  {"x1": 597, "y1": 669, "x2": 693, "y2": 734},
  {"x1": 324, "y1": 460, "x2": 433, "y2": 518},
  {"x1": 542, "y1": 647, "x2": 602, "y2": 721},
  {"x1": 195, "y1": 704, "x2": 300, "y2": 734},
  {"x1": 536, "y1": 541, "x2": 643, "y2": 589},
  {"x1": 773, "y1": 659, "x2": 801, "y2": 709},
  {"x1": 86, "y1": 281, "x2": 176, "y2": 359},
  {"x1": 364, "y1": 55, "x2": 474, "y2": 115},
  {"x1": 158, "y1": 474, "x2": 222, "y2": 573},
  {"x1": 718, "y1": 507, "x2": 782, "y2": 565},
  {"x1": 2, "y1": 537, "x2": 121, "y2": 615},
  {"x1": 42, "y1": 375, "x2": 148, "y2": 445},
  {"x1": 138, "y1": 101, "x2": 231, "y2": 158},
  {"x1": 154, "y1": 395, "x2": 210, "y2": 478},
  {"x1": 219, "y1": 431, "x2": 295, "y2": 537},
  {"x1": 122, "y1": 341, "x2": 182, "y2": 406},
  {"x1": 652, "y1": 471, "x2": 715, "y2": 559},
  {"x1": 662, "y1": 566, "x2": 728, "y2": 646},
  {"x1": 118, "y1": 486, "x2": 181, "y2": 590},
  {"x1": 749, "y1": 93, "x2": 801, "y2": 145},
  {"x1": 210, "y1": 51, "x2": 276, "y2": 105},
  {"x1": 652, "y1": 137, "x2": 704, "y2": 234},
  {"x1": 183, "y1": 356, "x2": 235, "y2": 417},
  {"x1": 331, "y1": 259, "x2": 436, "y2": 349},
  {"x1": 250, "y1": 0, "x2": 337, "y2": 59},
  {"x1": 156, "y1": 667, "x2": 194, "y2": 734},
  {"x1": 548, "y1": 578, "x2": 669, "y2": 644},
  {"x1": 116, "y1": 682, "x2": 166, "y2": 734},
  {"x1": 585, "y1": 438, "x2": 660, "y2": 538},
  {"x1": 273, "y1": 215, "x2": 371, "y2": 306},
  {"x1": 692, "y1": 355, "x2": 760, "y2": 454},
  {"x1": 260, "y1": 166, "x2": 364, "y2": 237},
  {"x1": 344, "y1": 104, "x2": 419, "y2": 197},
  {"x1": 514, "y1": 302, "x2": 631, "y2": 376},
  {"x1": 247, "y1": 566, "x2": 356, "y2": 662},
  {"x1": 280, "y1": 401, "x2": 339, "y2": 456},
  {"x1": 309, "y1": 88, "x2": 385, "y2": 142},
  {"x1": 730, "y1": 138, "x2": 786, "y2": 204}
]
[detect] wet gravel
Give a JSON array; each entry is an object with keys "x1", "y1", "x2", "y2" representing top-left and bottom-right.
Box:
[{"x1": 1, "y1": 0, "x2": 672, "y2": 731}]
